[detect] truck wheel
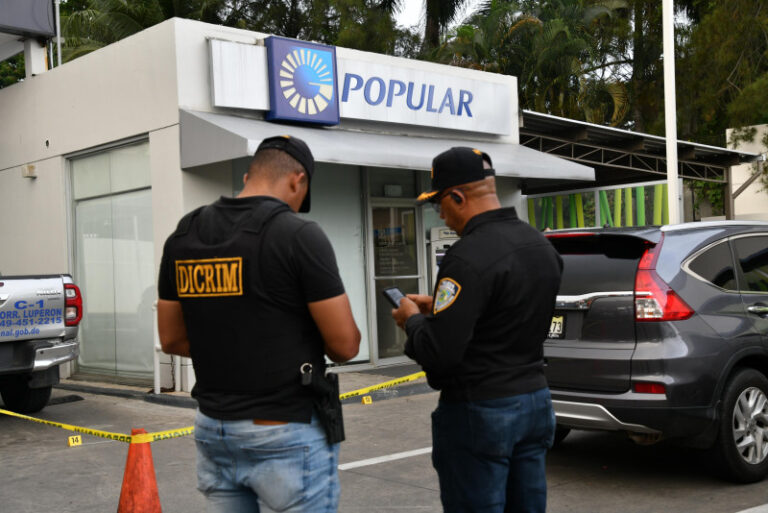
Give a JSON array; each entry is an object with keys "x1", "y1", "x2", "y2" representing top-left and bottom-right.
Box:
[
  {"x1": 0, "y1": 379, "x2": 52, "y2": 414},
  {"x1": 711, "y1": 368, "x2": 768, "y2": 483}
]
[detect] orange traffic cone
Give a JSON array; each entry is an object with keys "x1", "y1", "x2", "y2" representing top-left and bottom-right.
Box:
[{"x1": 117, "y1": 428, "x2": 162, "y2": 513}]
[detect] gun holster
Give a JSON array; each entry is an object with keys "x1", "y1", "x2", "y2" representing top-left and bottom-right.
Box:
[{"x1": 303, "y1": 365, "x2": 345, "y2": 445}]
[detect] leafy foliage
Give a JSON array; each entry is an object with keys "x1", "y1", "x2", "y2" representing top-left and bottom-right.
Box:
[
  {"x1": 0, "y1": 55, "x2": 25, "y2": 89},
  {"x1": 435, "y1": 0, "x2": 630, "y2": 125}
]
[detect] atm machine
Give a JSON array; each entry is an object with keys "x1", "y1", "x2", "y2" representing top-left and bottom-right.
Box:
[{"x1": 428, "y1": 227, "x2": 459, "y2": 290}]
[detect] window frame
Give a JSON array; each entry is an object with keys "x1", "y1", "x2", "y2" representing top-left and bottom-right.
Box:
[
  {"x1": 682, "y1": 238, "x2": 741, "y2": 293},
  {"x1": 730, "y1": 233, "x2": 768, "y2": 295}
]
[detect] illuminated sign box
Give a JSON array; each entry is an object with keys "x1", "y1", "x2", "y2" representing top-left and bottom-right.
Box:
[{"x1": 265, "y1": 36, "x2": 340, "y2": 126}]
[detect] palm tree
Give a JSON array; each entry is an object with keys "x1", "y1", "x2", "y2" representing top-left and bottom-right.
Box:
[
  {"x1": 378, "y1": 0, "x2": 470, "y2": 51},
  {"x1": 435, "y1": 0, "x2": 630, "y2": 125}
]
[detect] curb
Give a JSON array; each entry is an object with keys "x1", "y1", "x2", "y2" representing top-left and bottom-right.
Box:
[
  {"x1": 55, "y1": 382, "x2": 198, "y2": 409},
  {"x1": 340, "y1": 380, "x2": 434, "y2": 404},
  {"x1": 56, "y1": 376, "x2": 436, "y2": 409},
  {"x1": 144, "y1": 392, "x2": 197, "y2": 409}
]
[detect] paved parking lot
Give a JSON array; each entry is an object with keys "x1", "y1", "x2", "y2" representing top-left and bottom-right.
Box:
[{"x1": 2, "y1": 378, "x2": 768, "y2": 513}]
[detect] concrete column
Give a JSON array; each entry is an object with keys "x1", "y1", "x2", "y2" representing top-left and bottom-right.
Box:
[{"x1": 23, "y1": 39, "x2": 47, "y2": 78}]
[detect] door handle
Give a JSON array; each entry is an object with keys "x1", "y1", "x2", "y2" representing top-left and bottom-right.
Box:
[{"x1": 747, "y1": 305, "x2": 768, "y2": 316}]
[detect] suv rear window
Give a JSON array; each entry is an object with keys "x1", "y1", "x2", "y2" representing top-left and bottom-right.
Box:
[
  {"x1": 687, "y1": 241, "x2": 737, "y2": 290},
  {"x1": 548, "y1": 235, "x2": 647, "y2": 296}
]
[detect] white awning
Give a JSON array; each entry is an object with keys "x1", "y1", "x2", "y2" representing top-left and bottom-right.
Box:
[{"x1": 180, "y1": 109, "x2": 594, "y2": 182}]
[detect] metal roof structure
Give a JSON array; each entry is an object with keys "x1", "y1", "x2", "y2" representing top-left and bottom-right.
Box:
[
  {"x1": 0, "y1": 0, "x2": 56, "y2": 61},
  {"x1": 520, "y1": 110, "x2": 761, "y2": 195}
]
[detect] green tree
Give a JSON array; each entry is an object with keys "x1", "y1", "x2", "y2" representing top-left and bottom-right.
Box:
[
  {"x1": 378, "y1": 0, "x2": 471, "y2": 52},
  {"x1": 435, "y1": 0, "x2": 630, "y2": 125},
  {"x1": 677, "y1": 0, "x2": 768, "y2": 144},
  {"x1": 0, "y1": 54, "x2": 25, "y2": 89},
  {"x1": 59, "y1": 0, "x2": 414, "y2": 60}
]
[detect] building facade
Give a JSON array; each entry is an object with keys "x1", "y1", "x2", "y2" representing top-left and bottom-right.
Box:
[{"x1": 0, "y1": 19, "x2": 593, "y2": 390}]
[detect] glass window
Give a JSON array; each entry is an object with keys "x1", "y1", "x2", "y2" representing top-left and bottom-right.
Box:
[
  {"x1": 109, "y1": 143, "x2": 151, "y2": 194},
  {"x1": 72, "y1": 152, "x2": 111, "y2": 199},
  {"x1": 72, "y1": 143, "x2": 151, "y2": 200},
  {"x1": 688, "y1": 241, "x2": 738, "y2": 291},
  {"x1": 733, "y1": 236, "x2": 768, "y2": 293},
  {"x1": 372, "y1": 205, "x2": 420, "y2": 360},
  {"x1": 72, "y1": 142, "x2": 154, "y2": 379}
]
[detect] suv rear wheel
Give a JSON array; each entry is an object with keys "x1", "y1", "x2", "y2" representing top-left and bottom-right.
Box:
[
  {"x1": 712, "y1": 368, "x2": 768, "y2": 483},
  {"x1": 0, "y1": 378, "x2": 52, "y2": 414}
]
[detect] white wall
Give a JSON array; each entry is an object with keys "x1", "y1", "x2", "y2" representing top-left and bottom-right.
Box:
[
  {"x1": 0, "y1": 157, "x2": 69, "y2": 275},
  {"x1": 0, "y1": 21, "x2": 180, "y2": 172},
  {"x1": 0, "y1": 18, "x2": 181, "y2": 278},
  {"x1": 727, "y1": 124, "x2": 768, "y2": 219}
]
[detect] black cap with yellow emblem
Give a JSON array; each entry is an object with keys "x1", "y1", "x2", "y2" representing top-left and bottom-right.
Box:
[
  {"x1": 416, "y1": 147, "x2": 495, "y2": 204},
  {"x1": 256, "y1": 135, "x2": 315, "y2": 213}
]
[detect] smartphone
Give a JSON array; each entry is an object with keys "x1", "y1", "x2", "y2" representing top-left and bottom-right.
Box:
[{"x1": 382, "y1": 286, "x2": 406, "y2": 308}]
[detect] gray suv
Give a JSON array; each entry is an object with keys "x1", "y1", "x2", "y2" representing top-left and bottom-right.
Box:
[{"x1": 544, "y1": 221, "x2": 768, "y2": 483}]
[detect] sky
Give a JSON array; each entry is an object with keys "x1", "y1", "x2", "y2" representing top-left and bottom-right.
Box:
[{"x1": 394, "y1": 0, "x2": 483, "y2": 31}]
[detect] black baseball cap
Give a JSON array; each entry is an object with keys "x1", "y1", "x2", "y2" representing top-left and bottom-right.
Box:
[
  {"x1": 416, "y1": 147, "x2": 495, "y2": 204},
  {"x1": 256, "y1": 135, "x2": 315, "y2": 213}
]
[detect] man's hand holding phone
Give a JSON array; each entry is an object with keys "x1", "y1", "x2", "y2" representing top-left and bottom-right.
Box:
[
  {"x1": 406, "y1": 294, "x2": 433, "y2": 315},
  {"x1": 384, "y1": 287, "x2": 421, "y2": 329}
]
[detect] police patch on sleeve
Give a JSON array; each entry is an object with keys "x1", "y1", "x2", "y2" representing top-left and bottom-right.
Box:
[{"x1": 433, "y1": 278, "x2": 461, "y2": 314}]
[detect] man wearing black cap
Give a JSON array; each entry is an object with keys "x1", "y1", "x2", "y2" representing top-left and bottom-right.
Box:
[
  {"x1": 392, "y1": 147, "x2": 562, "y2": 513},
  {"x1": 157, "y1": 135, "x2": 360, "y2": 512}
]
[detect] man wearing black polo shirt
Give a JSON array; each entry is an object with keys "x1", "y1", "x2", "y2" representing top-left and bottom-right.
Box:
[
  {"x1": 157, "y1": 135, "x2": 360, "y2": 512},
  {"x1": 392, "y1": 147, "x2": 563, "y2": 513}
]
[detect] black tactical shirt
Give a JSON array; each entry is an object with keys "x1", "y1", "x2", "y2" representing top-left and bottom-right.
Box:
[
  {"x1": 404, "y1": 207, "x2": 563, "y2": 401},
  {"x1": 158, "y1": 196, "x2": 345, "y2": 421}
]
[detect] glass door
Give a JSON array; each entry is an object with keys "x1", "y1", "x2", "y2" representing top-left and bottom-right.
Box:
[
  {"x1": 71, "y1": 142, "x2": 155, "y2": 381},
  {"x1": 370, "y1": 200, "x2": 426, "y2": 362}
]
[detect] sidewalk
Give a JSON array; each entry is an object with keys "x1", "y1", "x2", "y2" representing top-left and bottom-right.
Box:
[{"x1": 55, "y1": 363, "x2": 433, "y2": 409}]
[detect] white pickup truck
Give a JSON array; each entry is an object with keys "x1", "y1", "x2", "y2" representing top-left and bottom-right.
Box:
[{"x1": 0, "y1": 274, "x2": 82, "y2": 413}]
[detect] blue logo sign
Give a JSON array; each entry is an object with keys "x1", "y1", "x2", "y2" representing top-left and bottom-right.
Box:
[{"x1": 265, "y1": 37, "x2": 340, "y2": 125}]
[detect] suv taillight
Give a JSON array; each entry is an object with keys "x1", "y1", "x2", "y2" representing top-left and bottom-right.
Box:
[
  {"x1": 64, "y1": 284, "x2": 83, "y2": 326},
  {"x1": 634, "y1": 236, "x2": 693, "y2": 322}
]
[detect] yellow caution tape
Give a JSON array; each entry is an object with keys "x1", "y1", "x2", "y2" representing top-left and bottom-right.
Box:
[
  {"x1": 339, "y1": 371, "x2": 426, "y2": 400},
  {"x1": 0, "y1": 407, "x2": 193, "y2": 444},
  {"x1": 0, "y1": 371, "x2": 427, "y2": 442}
]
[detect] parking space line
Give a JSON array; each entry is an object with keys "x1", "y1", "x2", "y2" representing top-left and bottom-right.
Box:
[
  {"x1": 735, "y1": 506, "x2": 768, "y2": 513},
  {"x1": 338, "y1": 447, "x2": 432, "y2": 470}
]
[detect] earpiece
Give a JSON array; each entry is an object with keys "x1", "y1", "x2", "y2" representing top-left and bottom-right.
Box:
[{"x1": 450, "y1": 191, "x2": 463, "y2": 204}]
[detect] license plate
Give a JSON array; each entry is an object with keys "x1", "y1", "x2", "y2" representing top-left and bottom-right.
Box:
[{"x1": 548, "y1": 315, "x2": 565, "y2": 339}]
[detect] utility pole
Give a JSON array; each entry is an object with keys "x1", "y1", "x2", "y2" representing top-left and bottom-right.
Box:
[
  {"x1": 662, "y1": 0, "x2": 680, "y2": 224},
  {"x1": 55, "y1": 0, "x2": 62, "y2": 67}
]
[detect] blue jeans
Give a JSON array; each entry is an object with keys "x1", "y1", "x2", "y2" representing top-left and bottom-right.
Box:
[
  {"x1": 194, "y1": 410, "x2": 340, "y2": 513},
  {"x1": 431, "y1": 388, "x2": 555, "y2": 513}
]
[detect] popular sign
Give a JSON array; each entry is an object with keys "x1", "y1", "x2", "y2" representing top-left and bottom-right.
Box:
[{"x1": 209, "y1": 39, "x2": 516, "y2": 135}]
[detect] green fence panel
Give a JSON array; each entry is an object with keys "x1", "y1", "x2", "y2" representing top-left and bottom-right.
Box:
[
  {"x1": 528, "y1": 198, "x2": 537, "y2": 227},
  {"x1": 662, "y1": 184, "x2": 669, "y2": 225},
  {"x1": 653, "y1": 185, "x2": 663, "y2": 225},
  {"x1": 636, "y1": 187, "x2": 646, "y2": 226},
  {"x1": 546, "y1": 197, "x2": 555, "y2": 229},
  {"x1": 614, "y1": 189, "x2": 622, "y2": 227},
  {"x1": 555, "y1": 196, "x2": 564, "y2": 229},
  {"x1": 599, "y1": 190, "x2": 614, "y2": 227},
  {"x1": 568, "y1": 194, "x2": 578, "y2": 228},
  {"x1": 539, "y1": 197, "x2": 554, "y2": 230},
  {"x1": 624, "y1": 187, "x2": 633, "y2": 227},
  {"x1": 575, "y1": 194, "x2": 585, "y2": 227}
]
